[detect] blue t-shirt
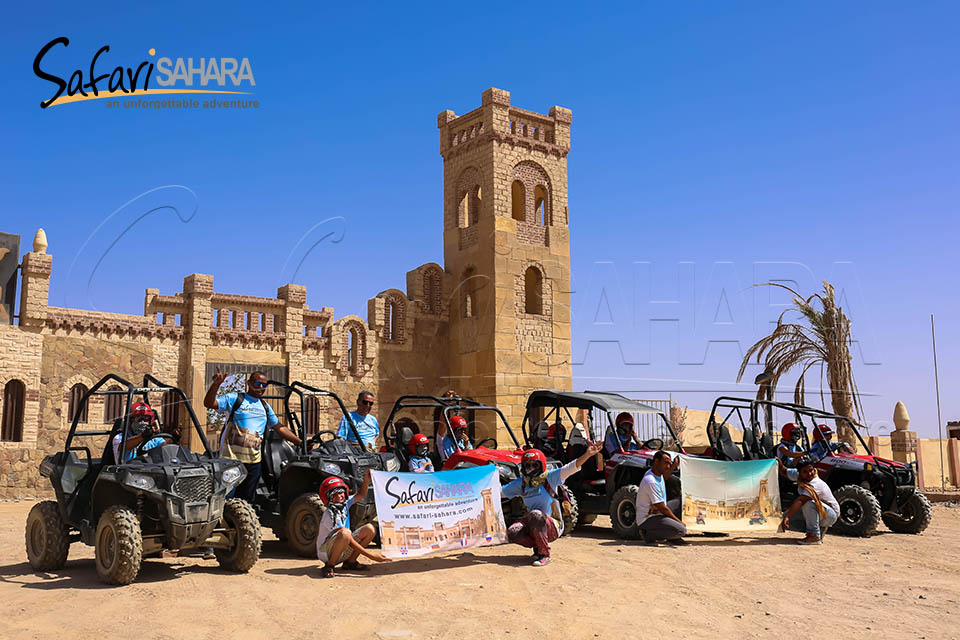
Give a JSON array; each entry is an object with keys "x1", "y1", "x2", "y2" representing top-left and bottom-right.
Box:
[
  {"x1": 337, "y1": 412, "x2": 379, "y2": 449},
  {"x1": 408, "y1": 456, "x2": 434, "y2": 473},
  {"x1": 440, "y1": 434, "x2": 473, "y2": 460},
  {"x1": 776, "y1": 441, "x2": 801, "y2": 464},
  {"x1": 501, "y1": 461, "x2": 578, "y2": 535},
  {"x1": 112, "y1": 434, "x2": 165, "y2": 463},
  {"x1": 604, "y1": 431, "x2": 638, "y2": 455},
  {"x1": 809, "y1": 441, "x2": 840, "y2": 459},
  {"x1": 217, "y1": 393, "x2": 279, "y2": 451}
]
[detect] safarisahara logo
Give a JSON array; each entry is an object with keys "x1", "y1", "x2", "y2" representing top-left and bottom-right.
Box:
[
  {"x1": 384, "y1": 476, "x2": 475, "y2": 509},
  {"x1": 33, "y1": 37, "x2": 256, "y2": 108}
]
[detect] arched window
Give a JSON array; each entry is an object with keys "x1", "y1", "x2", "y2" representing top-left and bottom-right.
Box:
[
  {"x1": 348, "y1": 328, "x2": 358, "y2": 373},
  {"x1": 468, "y1": 185, "x2": 481, "y2": 226},
  {"x1": 525, "y1": 267, "x2": 543, "y2": 315},
  {"x1": 534, "y1": 185, "x2": 548, "y2": 226},
  {"x1": 161, "y1": 390, "x2": 180, "y2": 430},
  {"x1": 303, "y1": 396, "x2": 320, "y2": 438},
  {"x1": 422, "y1": 267, "x2": 441, "y2": 314},
  {"x1": 384, "y1": 301, "x2": 394, "y2": 340},
  {"x1": 463, "y1": 268, "x2": 478, "y2": 318},
  {"x1": 511, "y1": 181, "x2": 525, "y2": 221},
  {"x1": 103, "y1": 385, "x2": 124, "y2": 424},
  {"x1": 2, "y1": 380, "x2": 25, "y2": 442},
  {"x1": 68, "y1": 383, "x2": 89, "y2": 424}
]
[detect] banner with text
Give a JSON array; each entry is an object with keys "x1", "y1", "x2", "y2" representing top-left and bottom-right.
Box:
[
  {"x1": 371, "y1": 466, "x2": 507, "y2": 559},
  {"x1": 679, "y1": 456, "x2": 781, "y2": 533}
]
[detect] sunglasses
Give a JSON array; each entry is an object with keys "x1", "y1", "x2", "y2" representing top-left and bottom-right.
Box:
[
  {"x1": 361, "y1": 400, "x2": 374, "y2": 406},
  {"x1": 251, "y1": 380, "x2": 268, "y2": 389}
]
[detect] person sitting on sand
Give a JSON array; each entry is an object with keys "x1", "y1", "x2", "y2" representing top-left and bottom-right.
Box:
[
  {"x1": 501, "y1": 441, "x2": 604, "y2": 566},
  {"x1": 636, "y1": 450, "x2": 686, "y2": 545},
  {"x1": 407, "y1": 433, "x2": 434, "y2": 473},
  {"x1": 316, "y1": 471, "x2": 391, "y2": 578},
  {"x1": 779, "y1": 458, "x2": 840, "y2": 545}
]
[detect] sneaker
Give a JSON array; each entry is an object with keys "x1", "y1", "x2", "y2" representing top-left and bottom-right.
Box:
[
  {"x1": 201, "y1": 547, "x2": 217, "y2": 560},
  {"x1": 797, "y1": 535, "x2": 821, "y2": 545},
  {"x1": 532, "y1": 555, "x2": 552, "y2": 566},
  {"x1": 666, "y1": 538, "x2": 689, "y2": 546}
]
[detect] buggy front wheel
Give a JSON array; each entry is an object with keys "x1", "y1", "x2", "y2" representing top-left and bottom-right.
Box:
[
  {"x1": 94, "y1": 505, "x2": 142, "y2": 585},
  {"x1": 610, "y1": 485, "x2": 641, "y2": 539},
  {"x1": 832, "y1": 485, "x2": 881, "y2": 537},
  {"x1": 882, "y1": 492, "x2": 932, "y2": 534},
  {"x1": 25, "y1": 501, "x2": 70, "y2": 571},
  {"x1": 285, "y1": 493, "x2": 326, "y2": 558},
  {"x1": 216, "y1": 498, "x2": 261, "y2": 572}
]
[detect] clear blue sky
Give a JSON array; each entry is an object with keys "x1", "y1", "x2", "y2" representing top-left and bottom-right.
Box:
[{"x1": 2, "y1": 2, "x2": 958, "y2": 437}]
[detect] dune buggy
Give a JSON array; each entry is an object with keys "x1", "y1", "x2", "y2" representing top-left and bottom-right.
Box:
[
  {"x1": 520, "y1": 390, "x2": 688, "y2": 539},
  {"x1": 382, "y1": 394, "x2": 578, "y2": 534},
  {"x1": 26, "y1": 374, "x2": 260, "y2": 585},
  {"x1": 706, "y1": 396, "x2": 932, "y2": 536},
  {"x1": 256, "y1": 381, "x2": 400, "y2": 557}
]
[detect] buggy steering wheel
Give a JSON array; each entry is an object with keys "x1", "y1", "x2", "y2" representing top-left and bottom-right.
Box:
[
  {"x1": 475, "y1": 437, "x2": 497, "y2": 449},
  {"x1": 641, "y1": 438, "x2": 664, "y2": 450},
  {"x1": 307, "y1": 430, "x2": 338, "y2": 452}
]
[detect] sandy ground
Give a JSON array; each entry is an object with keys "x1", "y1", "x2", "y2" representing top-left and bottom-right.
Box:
[{"x1": 1, "y1": 502, "x2": 958, "y2": 640}]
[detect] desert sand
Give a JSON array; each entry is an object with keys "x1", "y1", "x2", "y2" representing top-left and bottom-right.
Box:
[{"x1": 1, "y1": 501, "x2": 958, "y2": 639}]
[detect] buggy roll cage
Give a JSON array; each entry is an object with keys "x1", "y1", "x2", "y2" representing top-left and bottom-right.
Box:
[
  {"x1": 707, "y1": 396, "x2": 872, "y2": 456},
  {"x1": 520, "y1": 390, "x2": 686, "y2": 455},
  {"x1": 382, "y1": 395, "x2": 520, "y2": 453},
  {"x1": 63, "y1": 373, "x2": 213, "y2": 473},
  {"x1": 262, "y1": 380, "x2": 363, "y2": 455}
]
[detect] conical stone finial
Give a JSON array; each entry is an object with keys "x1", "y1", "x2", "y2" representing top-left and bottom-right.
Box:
[
  {"x1": 33, "y1": 228, "x2": 47, "y2": 254},
  {"x1": 893, "y1": 401, "x2": 910, "y2": 431}
]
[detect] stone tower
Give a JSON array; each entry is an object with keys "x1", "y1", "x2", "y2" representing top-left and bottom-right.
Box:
[{"x1": 438, "y1": 88, "x2": 573, "y2": 442}]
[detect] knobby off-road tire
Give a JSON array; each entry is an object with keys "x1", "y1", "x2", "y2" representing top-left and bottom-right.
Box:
[
  {"x1": 610, "y1": 485, "x2": 641, "y2": 540},
  {"x1": 832, "y1": 485, "x2": 882, "y2": 537},
  {"x1": 216, "y1": 498, "x2": 261, "y2": 572},
  {"x1": 561, "y1": 491, "x2": 579, "y2": 536},
  {"x1": 285, "y1": 493, "x2": 326, "y2": 558},
  {"x1": 25, "y1": 501, "x2": 70, "y2": 571},
  {"x1": 95, "y1": 505, "x2": 142, "y2": 585},
  {"x1": 882, "y1": 492, "x2": 933, "y2": 534}
]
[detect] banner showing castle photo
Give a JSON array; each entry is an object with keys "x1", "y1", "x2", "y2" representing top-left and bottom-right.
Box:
[
  {"x1": 679, "y1": 456, "x2": 781, "y2": 533},
  {"x1": 371, "y1": 466, "x2": 507, "y2": 559}
]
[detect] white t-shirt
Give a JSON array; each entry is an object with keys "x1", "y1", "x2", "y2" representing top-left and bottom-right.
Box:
[
  {"x1": 316, "y1": 495, "x2": 354, "y2": 562},
  {"x1": 635, "y1": 468, "x2": 667, "y2": 525},
  {"x1": 787, "y1": 469, "x2": 840, "y2": 513}
]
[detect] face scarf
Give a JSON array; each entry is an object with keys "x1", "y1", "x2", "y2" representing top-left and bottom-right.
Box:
[{"x1": 523, "y1": 468, "x2": 548, "y2": 489}]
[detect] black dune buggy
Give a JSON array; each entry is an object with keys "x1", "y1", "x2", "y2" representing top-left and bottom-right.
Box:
[
  {"x1": 255, "y1": 381, "x2": 400, "y2": 557},
  {"x1": 382, "y1": 394, "x2": 579, "y2": 535},
  {"x1": 706, "y1": 396, "x2": 932, "y2": 536},
  {"x1": 26, "y1": 374, "x2": 260, "y2": 585},
  {"x1": 520, "y1": 390, "x2": 688, "y2": 539}
]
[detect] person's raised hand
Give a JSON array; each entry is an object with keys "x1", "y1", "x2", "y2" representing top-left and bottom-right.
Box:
[
  {"x1": 586, "y1": 441, "x2": 604, "y2": 457},
  {"x1": 212, "y1": 366, "x2": 228, "y2": 387}
]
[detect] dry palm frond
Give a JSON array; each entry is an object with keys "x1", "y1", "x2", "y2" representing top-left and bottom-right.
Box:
[{"x1": 737, "y1": 281, "x2": 863, "y2": 444}]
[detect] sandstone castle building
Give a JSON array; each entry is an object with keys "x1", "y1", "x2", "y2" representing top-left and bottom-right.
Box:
[{"x1": 0, "y1": 88, "x2": 573, "y2": 497}]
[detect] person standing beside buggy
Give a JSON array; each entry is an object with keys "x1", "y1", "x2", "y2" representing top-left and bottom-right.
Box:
[
  {"x1": 502, "y1": 442, "x2": 603, "y2": 566},
  {"x1": 204, "y1": 368, "x2": 301, "y2": 503}
]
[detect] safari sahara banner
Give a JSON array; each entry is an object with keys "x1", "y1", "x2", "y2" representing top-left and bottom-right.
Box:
[
  {"x1": 679, "y1": 456, "x2": 781, "y2": 533},
  {"x1": 370, "y1": 466, "x2": 507, "y2": 559}
]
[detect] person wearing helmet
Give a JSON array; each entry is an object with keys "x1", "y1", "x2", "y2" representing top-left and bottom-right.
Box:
[
  {"x1": 111, "y1": 402, "x2": 166, "y2": 463},
  {"x1": 315, "y1": 470, "x2": 391, "y2": 578},
  {"x1": 604, "y1": 412, "x2": 640, "y2": 456},
  {"x1": 408, "y1": 433, "x2": 434, "y2": 473},
  {"x1": 501, "y1": 440, "x2": 604, "y2": 566},
  {"x1": 810, "y1": 424, "x2": 853, "y2": 459},
  {"x1": 779, "y1": 457, "x2": 840, "y2": 544},
  {"x1": 775, "y1": 423, "x2": 806, "y2": 468},
  {"x1": 439, "y1": 415, "x2": 473, "y2": 462}
]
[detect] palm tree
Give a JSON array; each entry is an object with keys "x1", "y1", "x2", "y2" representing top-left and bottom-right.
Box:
[{"x1": 737, "y1": 280, "x2": 863, "y2": 447}]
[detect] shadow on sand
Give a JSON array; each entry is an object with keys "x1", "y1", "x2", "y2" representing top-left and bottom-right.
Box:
[{"x1": 0, "y1": 557, "x2": 234, "y2": 590}]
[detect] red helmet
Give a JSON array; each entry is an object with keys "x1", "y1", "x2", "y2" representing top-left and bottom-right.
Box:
[
  {"x1": 547, "y1": 423, "x2": 565, "y2": 439},
  {"x1": 813, "y1": 424, "x2": 833, "y2": 441},
  {"x1": 781, "y1": 423, "x2": 801, "y2": 441},
  {"x1": 450, "y1": 415, "x2": 468, "y2": 431},
  {"x1": 521, "y1": 449, "x2": 547, "y2": 477},
  {"x1": 409, "y1": 433, "x2": 429, "y2": 454},
  {"x1": 615, "y1": 412, "x2": 634, "y2": 428},
  {"x1": 131, "y1": 401, "x2": 155, "y2": 421},
  {"x1": 318, "y1": 476, "x2": 349, "y2": 505}
]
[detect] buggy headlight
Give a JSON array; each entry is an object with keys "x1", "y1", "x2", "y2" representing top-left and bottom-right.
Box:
[
  {"x1": 126, "y1": 473, "x2": 156, "y2": 491},
  {"x1": 39, "y1": 458, "x2": 55, "y2": 478},
  {"x1": 495, "y1": 462, "x2": 518, "y2": 481},
  {"x1": 384, "y1": 456, "x2": 400, "y2": 473},
  {"x1": 322, "y1": 462, "x2": 342, "y2": 475},
  {"x1": 222, "y1": 465, "x2": 244, "y2": 487}
]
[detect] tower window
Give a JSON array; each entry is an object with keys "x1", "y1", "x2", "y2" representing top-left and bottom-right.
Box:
[
  {"x1": 348, "y1": 328, "x2": 358, "y2": 372},
  {"x1": 2, "y1": 379, "x2": 25, "y2": 442},
  {"x1": 511, "y1": 181, "x2": 525, "y2": 221},
  {"x1": 524, "y1": 267, "x2": 543, "y2": 315},
  {"x1": 534, "y1": 185, "x2": 548, "y2": 225},
  {"x1": 68, "y1": 383, "x2": 89, "y2": 424},
  {"x1": 463, "y1": 268, "x2": 479, "y2": 318},
  {"x1": 469, "y1": 185, "x2": 481, "y2": 226},
  {"x1": 104, "y1": 385, "x2": 124, "y2": 424}
]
